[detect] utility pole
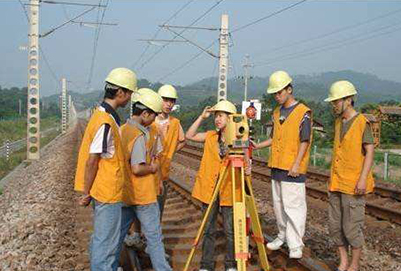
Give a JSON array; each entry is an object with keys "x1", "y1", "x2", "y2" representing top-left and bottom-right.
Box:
[
  {"x1": 27, "y1": 0, "x2": 40, "y2": 160},
  {"x1": 243, "y1": 54, "x2": 252, "y2": 101},
  {"x1": 61, "y1": 78, "x2": 67, "y2": 133},
  {"x1": 217, "y1": 14, "x2": 229, "y2": 102}
]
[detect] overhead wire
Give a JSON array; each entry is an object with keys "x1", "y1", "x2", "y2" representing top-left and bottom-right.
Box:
[
  {"x1": 86, "y1": 0, "x2": 109, "y2": 91},
  {"x1": 156, "y1": 39, "x2": 219, "y2": 82},
  {"x1": 253, "y1": 21, "x2": 401, "y2": 68},
  {"x1": 132, "y1": 0, "x2": 196, "y2": 69},
  {"x1": 255, "y1": 6, "x2": 401, "y2": 57},
  {"x1": 231, "y1": 0, "x2": 308, "y2": 33},
  {"x1": 40, "y1": 6, "x2": 96, "y2": 37},
  {"x1": 137, "y1": 0, "x2": 225, "y2": 72}
]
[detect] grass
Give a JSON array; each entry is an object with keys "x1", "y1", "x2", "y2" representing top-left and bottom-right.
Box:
[
  {"x1": 0, "y1": 116, "x2": 59, "y2": 146},
  {"x1": 374, "y1": 151, "x2": 401, "y2": 167},
  {"x1": 0, "y1": 129, "x2": 60, "y2": 181}
]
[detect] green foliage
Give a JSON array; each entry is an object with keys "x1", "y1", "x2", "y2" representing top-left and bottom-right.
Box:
[
  {"x1": 374, "y1": 152, "x2": 401, "y2": 167},
  {"x1": 0, "y1": 128, "x2": 60, "y2": 181},
  {"x1": 0, "y1": 116, "x2": 59, "y2": 146},
  {"x1": 0, "y1": 86, "x2": 61, "y2": 120},
  {"x1": 174, "y1": 96, "x2": 216, "y2": 132},
  {"x1": 0, "y1": 151, "x2": 25, "y2": 180}
]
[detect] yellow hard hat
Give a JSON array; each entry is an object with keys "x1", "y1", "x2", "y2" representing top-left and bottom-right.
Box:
[
  {"x1": 131, "y1": 88, "x2": 148, "y2": 103},
  {"x1": 210, "y1": 100, "x2": 237, "y2": 114},
  {"x1": 133, "y1": 88, "x2": 163, "y2": 113},
  {"x1": 158, "y1": 84, "x2": 178, "y2": 99},
  {"x1": 105, "y1": 67, "x2": 137, "y2": 91},
  {"x1": 266, "y1": 70, "x2": 293, "y2": 94},
  {"x1": 325, "y1": 80, "x2": 357, "y2": 102}
]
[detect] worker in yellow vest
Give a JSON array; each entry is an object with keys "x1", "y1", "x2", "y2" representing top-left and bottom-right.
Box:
[
  {"x1": 253, "y1": 71, "x2": 312, "y2": 259},
  {"x1": 156, "y1": 84, "x2": 186, "y2": 217},
  {"x1": 325, "y1": 81, "x2": 375, "y2": 271},
  {"x1": 123, "y1": 88, "x2": 163, "y2": 249},
  {"x1": 186, "y1": 100, "x2": 241, "y2": 271},
  {"x1": 74, "y1": 67, "x2": 136, "y2": 271},
  {"x1": 119, "y1": 88, "x2": 172, "y2": 271}
]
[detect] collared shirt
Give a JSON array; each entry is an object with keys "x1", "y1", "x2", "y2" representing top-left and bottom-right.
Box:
[
  {"x1": 89, "y1": 102, "x2": 121, "y2": 158},
  {"x1": 128, "y1": 119, "x2": 163, "y2": 166}
]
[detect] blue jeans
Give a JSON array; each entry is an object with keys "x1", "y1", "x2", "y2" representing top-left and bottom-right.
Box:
[
  {"x1": 119, "y1": 202, "x2": 172, "y2": 271},
  {"x1": 90, "y1": 200, "x2": 122, "y2": 271}
]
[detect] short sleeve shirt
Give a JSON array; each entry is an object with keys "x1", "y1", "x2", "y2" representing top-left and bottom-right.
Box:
[
  {"x1": 340, "y1": 113, "x2": 374, "y2": 144},
  {"x1": 89, "y1": 102, "x2": 121, "y2": 158},
  {"x1": 128, "y1": 119, "x2": 163, "y2": 166},
  {"x1": 271, "y1": 102, "x2": 312, "y2": 183}
]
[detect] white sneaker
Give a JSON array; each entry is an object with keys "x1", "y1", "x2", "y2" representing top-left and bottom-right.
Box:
[
  {"x1": 199, "y1": 269, "x2": 209, "y2": 271},
  {"x1": 117, "y1": 268, "x2": 123, "y2": 271},
  {"x1": 266, "y1": 238, "x2": 284, "y2": 250},
  {"x1": 289, "y1": 247, "x2": 303, "y2": 259},
  {"x1": 226, "y1": 268, "x2": 237, "y2": 271}
]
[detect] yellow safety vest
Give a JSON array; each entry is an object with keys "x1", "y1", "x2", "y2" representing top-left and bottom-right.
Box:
[
  {"x1": 74, "y1": 109, "x2": 127, "y2": 203},
  {"x1": 268, "y1": 103, "x2": 312, "y2": 174},
  {"x1": 121, "y1": 122, "x2": 158, "y2": 205},
  {"x1": 329, "y1": 114, "x2": 375, "y2": 194},
  {"x1": 192, "y1": 131, "x2": 241, "y2": 206}
]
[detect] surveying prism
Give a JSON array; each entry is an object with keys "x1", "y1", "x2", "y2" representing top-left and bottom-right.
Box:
[{"x1": 184, "y1": 114, "x2": 270, "y2": 271}]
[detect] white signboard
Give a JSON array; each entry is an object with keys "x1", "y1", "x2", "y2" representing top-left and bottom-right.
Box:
[{"x1": 241, "y1": 100, "x2": 262, "y2": 120}]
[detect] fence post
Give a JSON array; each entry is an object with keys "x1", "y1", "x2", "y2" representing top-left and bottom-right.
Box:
[
  {"x1": 6, "y1": 140, "x2": 10, "y2": 161},
  {"x1": 384, "y1": 152, "x2": 389, "y2": 181},
  {"x1": 313, "y1": 145, "x2": 317, "y2": 166}
]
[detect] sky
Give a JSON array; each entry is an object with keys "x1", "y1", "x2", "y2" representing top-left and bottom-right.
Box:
[{"x1": 1, "y1": 0, "x2": 401, "y2": 96}]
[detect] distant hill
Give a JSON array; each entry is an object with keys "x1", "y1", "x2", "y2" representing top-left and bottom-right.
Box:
[
  {"x1": 181, "y1": 70, "x2": 401, "y2": 106},
  {"x1": 41, "y1": 70, "x2": 401, "y2": 109}
]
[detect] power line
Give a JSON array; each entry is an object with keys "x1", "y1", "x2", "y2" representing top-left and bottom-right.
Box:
[
  {"x1": 255, "y1": 6, "x2": 401, "y2": 57},
  {"x1": 39, "y1": 46, "x2": 60, "y2": 85},
  {"x1": 133, "y1": 0, "x2": 196, "y2": 69},
  {"x1": 41, "y1": 1, "x2": 106, "y2": 7},
  {"x1": 156, "y1": 39, "x2": 219, "y2": 82},
  {"x1": 40, "y1": 6, "x2": 96, "y2": 38},
  {"x1": 231, "y1": 0, "x2": 308, "y2": 33},
  {"x1": 86, "y1": 0, "x2": 109, "y2": 91},
  {"x1": 254, "y1": 22, "x2": 401, "y2": 68},
  {"x1": 137, "y1": 0, "x2": 225, "y2": 72}
]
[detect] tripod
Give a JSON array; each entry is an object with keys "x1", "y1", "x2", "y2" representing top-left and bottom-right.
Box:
[{"x1": 183, "y1": 148, "x2": 270, "y2": 271}]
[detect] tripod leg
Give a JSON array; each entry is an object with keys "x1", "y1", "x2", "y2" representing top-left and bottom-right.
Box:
[
  {"x1": 183, "y1": 164, "x2": 230, "y2": 271},
  {"x1": 245, "y1": 175, "x2": 270, "y2": 271},
  {"x1": 233, "y1": 166, "x2": 248, "y2": 271}
]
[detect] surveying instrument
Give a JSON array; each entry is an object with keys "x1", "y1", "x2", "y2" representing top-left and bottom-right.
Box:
[{"x1": 184, "y1": 114, "x2": 270, "y2": 271}]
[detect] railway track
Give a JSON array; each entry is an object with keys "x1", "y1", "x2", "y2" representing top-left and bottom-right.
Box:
[
  {"x1": 178, "y1": 144, "x2": 401, "y2": 226},
  {"x1": 121, "y1": 178, "x2": 333, "y2": 271}
]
